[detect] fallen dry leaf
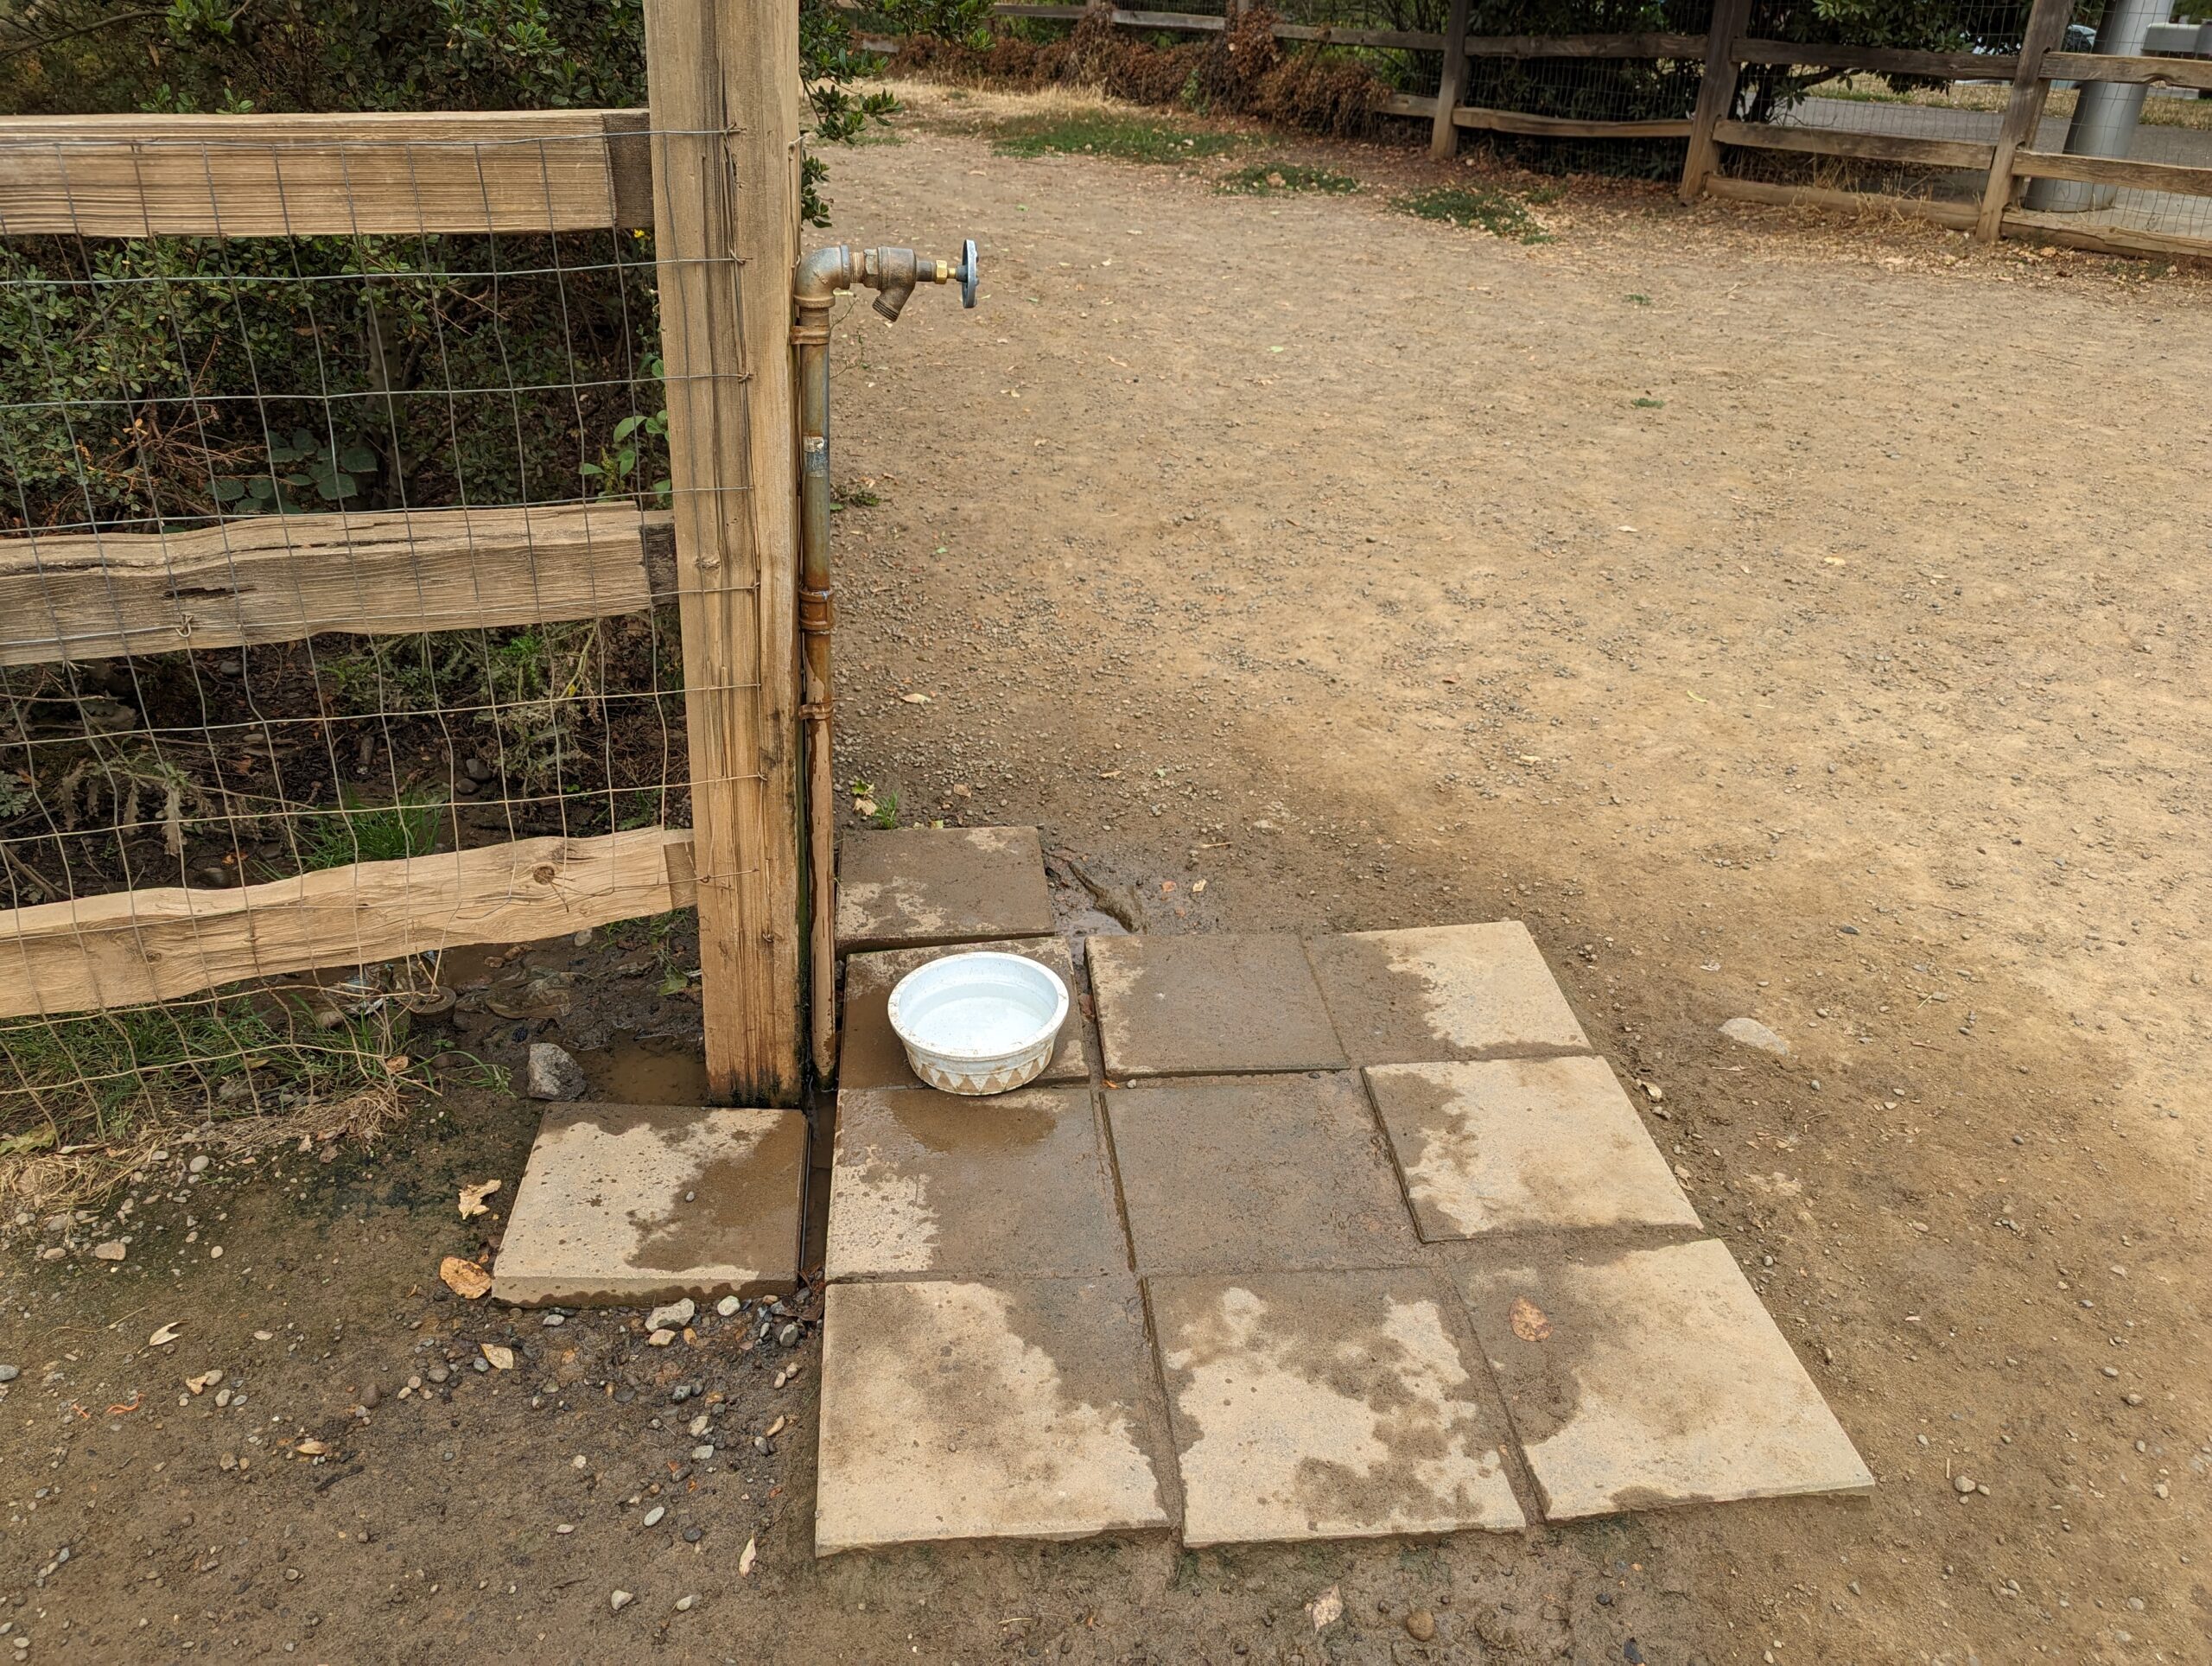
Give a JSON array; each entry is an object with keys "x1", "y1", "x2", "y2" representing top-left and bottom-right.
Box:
[
  {"x1": 1306, "y1": 1586, "x2": 1344, "y2": 1631},
  {"x1": 295, "y1": 1439, "x2": 330, "y2": 1458},
  {"x1": 898, "y1": 692, "x2": 931, "y2": 704},
  {"x1": 738, "y1": 1536, "x2": 758, "y2": 1577},
  {"x1": 481, "y1": 1343, "x2": 515, "y2": 1371},
  {"x1": 458, "y1": 1179, "x2": 502, "y2": 1219},
  {"x1": 1509, "y1": 1296, "x2": 1553, "y2": 1343},
  {"x1": 439, "y1": 1256, "x2": 492, "y2": 1300},
  {"x1": 148, "y1": 1322, "x2": 182, "y2": 1348}
]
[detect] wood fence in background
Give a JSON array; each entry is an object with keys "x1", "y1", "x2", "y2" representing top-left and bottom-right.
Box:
[
  {"x1": 871, "y1": 0, "x2": 2212, "y2": 263},
  {"x1": 0, "y1": 0, "x2": 810, "y2": 1103}
]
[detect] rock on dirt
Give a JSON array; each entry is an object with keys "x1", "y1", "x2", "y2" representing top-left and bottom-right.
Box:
[
  {"x1": 524, "y1": 1042, "x2": 588, "y2": 1101},
  {"x1": 1719, "y1": 1016, "x2": 1790, "y2": 1056},
  {"x1": 0, "y1": 1364, "x2": 18, "y2": 1383},
  {"x1": 647, "y1": 1298, "x2": 695, "y2": 1331},
  {"x1": 92, "y1": 1240, "x2": 126, "y2": 1261}
]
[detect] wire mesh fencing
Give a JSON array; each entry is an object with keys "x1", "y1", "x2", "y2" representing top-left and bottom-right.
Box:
[{"x1": 0, "y1": 130, "x2": 715, "y2": 1202}]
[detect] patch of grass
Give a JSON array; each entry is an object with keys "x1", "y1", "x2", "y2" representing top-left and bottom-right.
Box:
[
  {"x1": 993, "y1": 111, "x2": 1243, "y2": 164},
  {"x1": 302, "y1": 791, "x2": 443, "y2": 871},
  {"x1": 1391, "y1": 185, "x2": 1553, "y2": 244},
  {"x1": 1626, "y1": 292, "x2": 1652, "y2": 305},
  {"x1": 0, "y1": 993, "x2": 403, "y2": 1151},
  {"x1": 1631, "y1": 397, "x2": 1666, "y2": 409},
  {"x1": 1217, "y1": 162, "x2": 1359, "y2": 197}
]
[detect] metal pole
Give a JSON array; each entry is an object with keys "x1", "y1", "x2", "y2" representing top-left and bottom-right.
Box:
[{"x1": 2024, "y1": 0, "x2": 2173, "y2": 213}]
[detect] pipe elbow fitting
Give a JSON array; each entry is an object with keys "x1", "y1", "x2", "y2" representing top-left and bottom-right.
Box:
[{"x1": 794, "y1": 243, "x2": 853, "y2": 302}]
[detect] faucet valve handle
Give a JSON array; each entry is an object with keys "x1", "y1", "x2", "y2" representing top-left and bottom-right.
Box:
[{"x1": 953, "y1": 238, "x2": 979, "y2": 309}]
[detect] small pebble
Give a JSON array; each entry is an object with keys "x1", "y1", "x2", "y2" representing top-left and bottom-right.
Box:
[
  {"x1": 715, "y1": 1296, "x2": 742, "y2": 1319},
  {"x1": 92, "y1": 1240, "x2": 126, "y2": 1262},
  {"x1": 609, "y1": 1590, "x2": 633, "y2": 1613},
  {"x1": 1953, "y1": 1474, "x2": 1976, "y2": 1495},
  {"x1": 647, "y1": 1329, "x2": 675, "y2": 1348},
  {"x1": 1404, "y1": 1610, "x2": 1436, "y2": 1642},
  {"x1": 643, "y1": 1505, "x2": 666, "y2": 1528},
  {"x1": 675, "y1": 1594, "x2": 698, "y2": 1612}
]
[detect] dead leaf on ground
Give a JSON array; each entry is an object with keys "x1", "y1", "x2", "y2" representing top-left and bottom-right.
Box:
[
  {"x1": 458, "y1": 1179, "x2": 502, "y2": 1219},
  {"x1": 481, "y1": 1343, "x2": 515, "y2": 1371},
  {"x1": 295, "y1": 1438, "x2": 330, "y2": 1458},
  {"x1": 1509, "y1": 1295, "x2": 1553, "y2": 1343},
  {"x1": 148, "y1": 1322, "x2": 182, "y2": 1348},
  {"x1": 440, "y1": 1256, "x2": 492, "y2": 1300},
  {"x1": 1306, "y1": 1586, "x2": 1344, "y2": 1631},
  {"x1": 738, "y1": 1536, "x2": 758, "y2": 1577},
  {"x1": 898, "y1": 692, "x2": 931, "y2": 704}
]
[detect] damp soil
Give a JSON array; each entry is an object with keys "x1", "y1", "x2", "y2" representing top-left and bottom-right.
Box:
[{"x1": 6, "y1": 86, "x2": 2212, "y2": 1663}]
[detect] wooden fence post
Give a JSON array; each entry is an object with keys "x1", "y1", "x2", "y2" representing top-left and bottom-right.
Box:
[
  {"x1": 1680, "y1": 0, "x2": 1751, "y2": 203},
  {"x1": 1430, "y1": 0, "x2": 1472, "y2": 160},
  {"x1": 1976, "y1": 0, "x2": 2075, "y2": 242},
  {"x1": 642, "y1": 0, "x2": 807, "y2": 1104}
]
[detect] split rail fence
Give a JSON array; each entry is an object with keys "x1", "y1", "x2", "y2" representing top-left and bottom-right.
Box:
[
  {"x1": 0, "y1": 0, "x2": 814, "y2": 1119},
  {"x1": 882, "y1": 0, "x2": 2212, "y2": 262}
]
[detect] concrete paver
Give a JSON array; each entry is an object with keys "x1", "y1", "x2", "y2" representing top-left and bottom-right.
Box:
[
  {"x1": 1454, "y1": 1238, "x2": 1874, "y2": 1520},
  {"x1": 1149, "y1": 1268, "x2": 1526, "y2": 1544},
  {"x1": 1306, "y1": 922, "x2": 1589, "y2": 1064},
  {"x1": 836, "y1": 824, "x2": 1055, "y2": 956},
  {"x1": 1106, "y1": 1074, "x2": 1419, "y2": 1275},
  {"x1": 491, "y1": 1103, "x2": 804, "y2": 1306},
  {"x1": 1365, "y1": 1057, "x2": 1700, "y2": 1239},
  {"x1": 1086, "y1": 932, "x2": 1345, "y2": 1078},
  {"x1": 824, "y1": 1086, "x2": 1126, "y2": 1281},
  {"x1": 839, "y1": 935, "x2": 1090, "y2": 1091},
  {"x1": 815, "y1": 1275, "x2": 1171, "y2": 1554}
]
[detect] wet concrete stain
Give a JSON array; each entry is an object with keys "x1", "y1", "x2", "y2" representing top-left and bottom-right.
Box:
[
  {"x1": 490, "y1": 1103, "x2": 804, "y2": 1305},
  {"x1": 824, "y1": 1086, "x2": 1124, "y2": 1281},
  {"x1": 1086, "y1": 934, "x2": 1346, "y2": 1078},
  {"x1": 1150, "y1": 1268, "x2": 1524, "y2": 1543},
  {"x1": 815, "y1": 1275, "x2": 1171, "y2": 1553},
  {"x1": 835, "y1": 825, "x2": 1056, "y2": 955},
  {"x1": 1364, "y1": 1057, "x2": 1700, "y2": 1239},
  {"x1": 1304, "y1": 922, "x2": 1591, "y2": 1065},
  {"x1": 1452, "y1": 1240, "x2": 1872, "y2": 1519},
  {"x1": 1105, "y1": 1073, "x2": 1421, "y2": 1275}
]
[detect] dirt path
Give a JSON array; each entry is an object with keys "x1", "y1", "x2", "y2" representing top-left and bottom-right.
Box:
[{"x1": 5, "y1": 87, "x2": 2209, "y2": 1663}]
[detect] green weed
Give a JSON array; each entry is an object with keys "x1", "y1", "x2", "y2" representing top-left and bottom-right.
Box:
[
  {"x1": 302, "y1": 791, "x2": 442, "y2": 871},
  {"x1": 1391, "y1": 185, "x2": 1553, "y2": 244},
  {"x1": 1631, "y1": 397, "x2": 1666, "y2": 410},
  {"x1": 1217, "y1": 162, "x2": 1360, "y2": 197},
  {"x1": 993, "y1": 112, "x2": 1243, "y2": 164}
]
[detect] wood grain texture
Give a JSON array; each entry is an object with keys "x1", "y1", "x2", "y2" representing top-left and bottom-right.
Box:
[
  {"x1": 2010, "y1": 148, "x2": 2212, "y2": 197},
  {"x1": 2000, "y1": 212, "x2": 2212, "y2": 262},
  {"x1": 1714, "y1": 119, "x2": 1994, "y2": 171},
  {"x1": 1431, "y1": 0, "x2": 1473, "y2": 159},
  {"x1": 1731, "y1": 39, "x2": 2018, "y2": 80},
  {"x1": 0, "y1": 826, "x2": 697, "y2": 1020},
  {"x1": 0, "y1": 504, "x2": 675, "y2": 667},
  {"x1": 1680, "y1": 0, "x2": 1753, "y2": 203},
  {"x1": 2044, "y1": 51, "x2": 2212, "y2": 92},
  {"x1": 643, "y1": 0, "x2": 806, "y2": 1104},
  {"x1": 0, "y1": 110, "x2": 651, "y2": 238},
  {"x1": 1455, "y1": 106, "x2": 1693, "y2": 140},
  {"x1": 1704, "y1": 175, "x2": 1981, "y2": 230},
  {"x1": 1978, "y1": 0, "x2": 2075, "y2": 241}
]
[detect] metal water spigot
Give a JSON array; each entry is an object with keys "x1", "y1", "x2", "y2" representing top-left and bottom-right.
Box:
[{"x1": 858, "y1": 238, "x2": 980, "y2": 321}]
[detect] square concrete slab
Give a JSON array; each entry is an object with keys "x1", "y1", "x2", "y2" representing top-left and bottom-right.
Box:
[
  {"x1": 840, "y1": 935, "x2": 1090, "y2": 1091},
  {"x1": 815, "y1": 1275, "x2": 1171, "y2": 1554},
  {"x1": 491, "y1": 1103, "x2": 804, "y2": 1307},
  {"x1": 824, "y1": 1086, "x2": 1127, "y2": 1282},
  {"x1": 836, "y1": 824, "x2": 1056, "y2": 956},
  {"x1": 1365, "y1": 1057, "x2": 1700, "y2": 1240},
  {"x1": 1086, "y1": 933, "x2": 1345, "y2": 1079},
  {"x1": 1106, "y1": 1074, "x2": 1420, "y2": 1275},
  {"x1": 1149, "y1": 1268, "x2": 1525, "y2": 1545},
  {"x1": 1306, "y1": 922, "x2": 1589, "y2": 1065},
  {"x1": 1454, "y1": 1239, "x2": 1873, "y2": 1521}
]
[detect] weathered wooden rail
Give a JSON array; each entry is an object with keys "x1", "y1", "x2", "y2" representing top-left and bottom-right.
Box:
[{"x1": 0, "y1": 0, "x2": 810, "y2": 1102}]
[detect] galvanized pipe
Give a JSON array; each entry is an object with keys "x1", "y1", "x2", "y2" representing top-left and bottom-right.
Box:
[
  {"x1": 790, "y1": 240, "x2": 976, "y2": 1082},
  {"x1": 2025, "y1": 0, "x2": 2172, "y2": 213}
]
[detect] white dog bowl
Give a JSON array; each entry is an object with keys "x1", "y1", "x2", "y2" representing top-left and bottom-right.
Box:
[{"x1": 887, "y1": 951, "x2": 1070, "y2": 1096}]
